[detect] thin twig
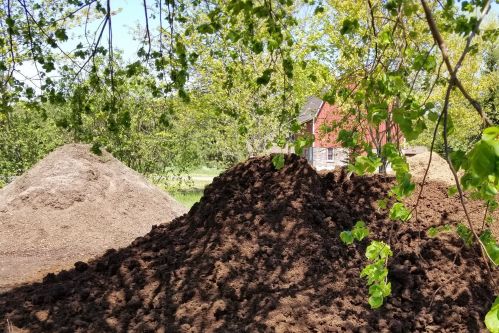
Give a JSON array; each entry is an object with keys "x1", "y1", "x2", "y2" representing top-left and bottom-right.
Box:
[
  {"x1": 142, "y1": 0, "x2": 151, "y2": 59},
  {"x1": 4, "y1": 0, "x2": 16, "y2": 88},
  {"x1": 106, "y1": 0, "x2": 114, "y2": 94},
  {"x1": 159, "y1": 0, "x2": 163, "y2": 54},
  {"x1": 480, "y1": 201, "x2": 490, "y2": 233}
]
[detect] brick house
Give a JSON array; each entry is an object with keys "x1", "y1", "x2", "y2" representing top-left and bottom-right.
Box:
[
  {"x1": 299, "y1": 97, "x2": 349, "y2": 170},
  {"x1": 298, "y1": 96, "x2": 425, "y2": 170}
]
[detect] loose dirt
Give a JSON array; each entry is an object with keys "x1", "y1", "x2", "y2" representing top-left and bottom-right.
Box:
[
  {"x1": 0, "y1": 154, "x2": 497, "y2": 332},
  {"x1": 408, "y1": 151, "x2": 455, "y2": 185},
  {"x1": 0, "y1": 144, "x2": 186, "y2": 291}
]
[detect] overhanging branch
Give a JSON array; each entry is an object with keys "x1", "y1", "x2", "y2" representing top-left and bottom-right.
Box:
[{"x1": 420, "y1": 0, "x2": 492, "y2": 126}]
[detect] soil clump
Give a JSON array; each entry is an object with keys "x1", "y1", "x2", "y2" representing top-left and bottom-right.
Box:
[{"x1": 0, "y1": 154, "x2": 497, "y2": 332}]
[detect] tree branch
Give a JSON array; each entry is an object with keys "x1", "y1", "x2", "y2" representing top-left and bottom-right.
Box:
[
  {"x1": 142, "y1": 0, "x2": 151, "y2": 59},
  {"x1": 420, "y1": 0, "x2": 492, "y2": 126}
]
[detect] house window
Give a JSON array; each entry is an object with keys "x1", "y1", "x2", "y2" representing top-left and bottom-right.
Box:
[{"x1": 327, "y1": 148, "x2": 335, "y2": 162}]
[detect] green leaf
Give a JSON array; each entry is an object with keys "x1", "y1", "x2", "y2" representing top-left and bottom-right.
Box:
[
  {"x1": 365, "y1": 241, "x2": 392, "y2": 261},
  {"x1": 484, "y1": 183, "x2": 498, "y2": 197},
  {"x1": 384, "y1": 0, "x2": 398, "y2": 15},
  {"x1": 340, "y1": 231, "x2": 354, "y2": 245},
  {"x1": 427, "y1": 224, "x2": 452, "y2": 238},
  {"x1": 414, "y1": 53, "x2": 436, "y2": 71},
  {"x1": 485, "y1": 296, "x2": 499, "y2": 333},
  {"x1": 362, "y1": 242, "x2": 392, "y2": 309},
  {"x1": 293, "y1": 134, "x2": 314, "y2": 156},
  {"x1": 378, "y1": 31, "x2": 392, "y2": 45},
  {"x1": 6, "y1": 17, "x2": 14, "y2": 27},
  {"x1": 283, "y1": 57, "x2": 293, "y2": 79},
  {"x1": 348, "y1": 156, "x2": 382, "y2": 175},
  {"x1": 25, "y1": 87, "x2": 35, "y2": 99},
  {"x1": 427, "y1": 227, "x2": 439, "y2": 238},
  {"x1": 367, "y1": 103, "x2": 388, "y2": 125},
  {"x1": 272, "y1": 154, "x2": 285, "y2": 170},
  {"x1": 314, "y1": 6, "x2": 324, "y2": 15},
  {"x1": 253, "y1": 5, "x2": 270, "y2": 17},
  {"x1": 256, "y1": 69, "x2": 272, "y2": 85},
  {"x1": 389, "y1": 202, "x2": 412, "y2": 222},
  {"x1": 42, "y1": 61, "x2": 55, "y2": 72},
  {"x1": 340, "y1": 18, "x2": 359, "y2": 35},
  {"x1": 368, "y1": 295, "x2": 384, "y2": 309},
  {"x1": 352, "y1": 220, "x2": 369, "y2": 241},
  {"x1": 472, "y1": 141, "x2": 496, "y2": 178},
  {"x1": 456, "y1": 223, "x2": 473, "y2": 246},
  {"x1": 427, "y1": 111, "x2": 439, "y2": 122},
  {"x1": 448, "y1": 185, "x2": 458, "y2": 196},
  {"x1": 55, "y1": 28, "x2": 68, "y2": 41},
  {"x1": 197, "y1": 23, "x2": 215, "y2": 34},
  {"x1": 251, "y1": 40, "x2": 264, "y2": 54},
  {"x1": 377, "y1": 199, "x2": 388, "y2": 210},
  {"x1": 380, "y1": 281, "x2": 392, "y2": 296},
  {"x1": 390, "y1": 172, "x2": 415, "y2": 199},
  {"x1": 483, "y1": 126, "x2": 499, "y2": 141},
  {"x1": 449, "y1": 150, "x2": 466, "y2": 170},
  {"x1": 337, "y1": 129, "x2": 358, "y2": 148},
  {"x1": 480, "y1": 230, "x2": 499, "y2": 265},
  {"x1": 489, "y1": 200, "x2": 498, "y2": 212}
]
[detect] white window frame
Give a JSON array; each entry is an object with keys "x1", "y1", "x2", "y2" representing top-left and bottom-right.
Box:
[{"x1": 327, "y1": 148, "x2": 335, "y2": 162}]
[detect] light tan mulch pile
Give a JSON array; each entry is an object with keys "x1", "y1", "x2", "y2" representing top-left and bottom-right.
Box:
[
  {"x1": 408, "y1": 151, "x2": 455, "y2": 185},
  {"x1": 0, "y1": 144, "x2": 186, "y2": 290}
]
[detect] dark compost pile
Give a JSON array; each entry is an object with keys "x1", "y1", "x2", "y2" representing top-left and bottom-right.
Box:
[{"x1": 1, "y1": 154, "x2": 497, "y2": 332}]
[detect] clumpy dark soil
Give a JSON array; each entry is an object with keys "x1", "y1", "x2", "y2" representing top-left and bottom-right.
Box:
[{"x1": 1, "y1": 154, "x2": 497, "y2": 332}]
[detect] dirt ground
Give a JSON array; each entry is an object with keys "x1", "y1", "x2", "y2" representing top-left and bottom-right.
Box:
[
  {"x1": 0, "y1": 144, "x2": 186, "y2": 291},
  {"x1": 0, "y1": 154, "x2": 497, "y2": 332}
]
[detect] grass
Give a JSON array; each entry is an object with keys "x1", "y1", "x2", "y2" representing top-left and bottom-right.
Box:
[
  {"x1": 170, "y1": 188, "x2": 204, "y2": 208},
  {"x1": 157, "y1": 166, "x2": 224, "y2": 208},
  {"x1": 188, "y1": 166, "x2": 224, "y2": 177}
]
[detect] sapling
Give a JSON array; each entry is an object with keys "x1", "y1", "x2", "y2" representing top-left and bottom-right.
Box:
[{"x1": 360, "y1": 241, "x2": 393, "y2": 309}]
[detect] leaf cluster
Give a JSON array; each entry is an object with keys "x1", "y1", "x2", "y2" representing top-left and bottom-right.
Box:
[
  {"x1": 360, "y1": 241, "x2": 393, "y2": 309},
  {"x1": 340, "y1": 220, "x2": 369, "y2": 245}
]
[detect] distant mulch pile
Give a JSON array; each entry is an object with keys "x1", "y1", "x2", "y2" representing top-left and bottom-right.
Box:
[
  {"x1": 1, "y1": 154, "x2": 497, "y2": 332},
  {"x1": 0, "y1": 144, "x2": 186, "y2": 290},
  {"x1": 408, "y1": 151, "x2": 455, "y2": 185}
]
